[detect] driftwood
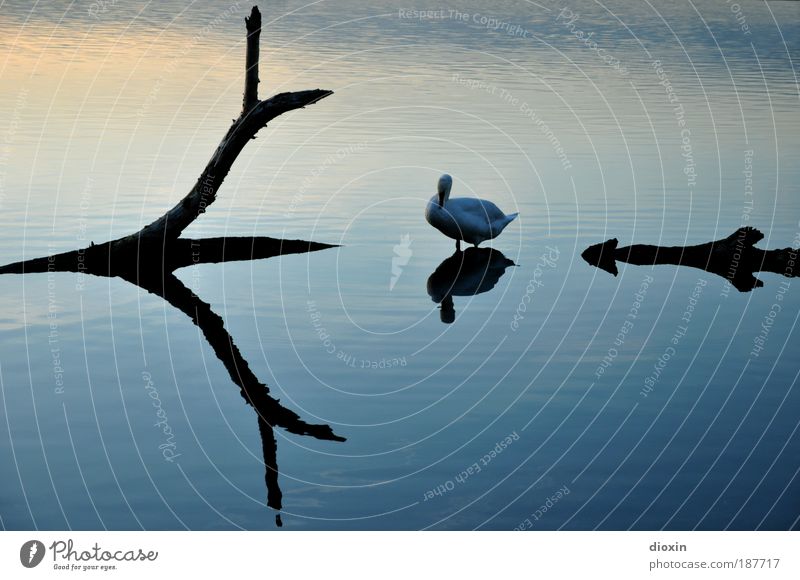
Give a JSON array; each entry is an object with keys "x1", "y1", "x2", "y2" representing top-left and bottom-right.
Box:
[
  {"x1": 0, "y1": 5, "x2": 343, "y2": 525},
  {"x1": 581, "y1": 227, "x2": 799, "y2": 291},
  {"x1": 0, "y1": 5, "x2": 332, "y2": 278}
]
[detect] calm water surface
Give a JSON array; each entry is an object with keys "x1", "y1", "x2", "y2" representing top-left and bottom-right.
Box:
[{"x1": 0, "y1": 0, "x2": 799, "y2": 530}]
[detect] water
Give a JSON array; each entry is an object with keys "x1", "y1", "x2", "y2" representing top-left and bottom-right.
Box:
[{"x1": 0, "y1": 0, "x2": 798, "y2": 530}]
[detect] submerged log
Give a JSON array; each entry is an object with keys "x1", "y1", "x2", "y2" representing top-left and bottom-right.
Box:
[
  {"x1": 0, "y1": 237, "x2": 337, "y2": 277},
  {"x1": 581, "y1": 227, "x2": 799, "y2": 292}
]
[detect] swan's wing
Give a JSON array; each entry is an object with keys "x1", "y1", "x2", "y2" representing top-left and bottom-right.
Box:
[{"x1": 449, "y1": 197, "x2": 508, "y2": 221}]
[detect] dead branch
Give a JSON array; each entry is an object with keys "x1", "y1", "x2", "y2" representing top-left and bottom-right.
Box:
[
  {"x1": 1, "y1": 4, "x2": 334, "y2": 274},
  {"x1": 0, "y1": 5, "x2": 342, "y2": 521},
  {"x1": 244, "y1": 5, "x2": 262, "y2": 112},
  {"x1": 581, "y1": 227, "x2": 799, "y2": 292},
  {"x1": 131, "y1": 89, "x2": 331, "y2": 245}
]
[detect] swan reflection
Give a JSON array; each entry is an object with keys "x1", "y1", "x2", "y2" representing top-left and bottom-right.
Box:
[{"x1": 427, "y1": 248, "x2": 515, "y2": 323}]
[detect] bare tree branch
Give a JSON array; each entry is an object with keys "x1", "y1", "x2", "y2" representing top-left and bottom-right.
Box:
[
  {"x1": 244, "y1": 5, "x2": 262, "y2": 112},
  {"x1": 131, "y1": 89, "x2": 332, "y2": 245},
  {"x1": 0, "y1": 3, "x2": 341, "y2": 526},
  {"x1": 124, "y1": 4, "x2": 332, "y2": 244},
  {"x1": 1, "y1": 4, "x2": 334, "y2": 274}
]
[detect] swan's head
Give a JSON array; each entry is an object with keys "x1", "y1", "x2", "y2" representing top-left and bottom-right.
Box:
[{"x1": 437, "y1": 174, "x2": 453, "y2": 207}]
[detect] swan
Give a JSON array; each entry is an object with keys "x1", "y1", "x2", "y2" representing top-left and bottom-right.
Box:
[{"x1": 425, "y1": 174, "x2": 518, "y2": 250}]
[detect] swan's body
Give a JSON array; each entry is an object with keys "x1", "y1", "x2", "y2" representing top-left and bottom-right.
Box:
[{"x1": 425, "y1": 174, "x2": 518, "y2": 249}]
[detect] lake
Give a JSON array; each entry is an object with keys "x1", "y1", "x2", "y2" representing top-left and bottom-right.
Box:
[{"x1": 0, "y1": 0, "x2": 798, "y2": 530}]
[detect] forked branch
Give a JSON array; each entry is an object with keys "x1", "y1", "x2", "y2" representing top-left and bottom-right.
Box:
[
  {"x1": 0, "y1": 5, "x2": 342, "y2": 523},
  {"x1": 1, "y1": 4, "x2": 334, "y2": 271}
]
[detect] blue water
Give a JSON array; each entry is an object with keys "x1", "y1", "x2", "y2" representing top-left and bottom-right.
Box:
[{"x1": 0, "y1": 0, "x2": 798, "y2": 530}]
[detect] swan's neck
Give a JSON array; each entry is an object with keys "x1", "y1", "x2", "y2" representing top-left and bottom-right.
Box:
[{"x1": 437, "y1": 184, "x2": 451, "y2": 207}]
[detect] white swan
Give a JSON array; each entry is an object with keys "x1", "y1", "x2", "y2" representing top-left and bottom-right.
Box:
[{"x1": 425, "y1": 174, "x2": 518, "y2": 250}]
